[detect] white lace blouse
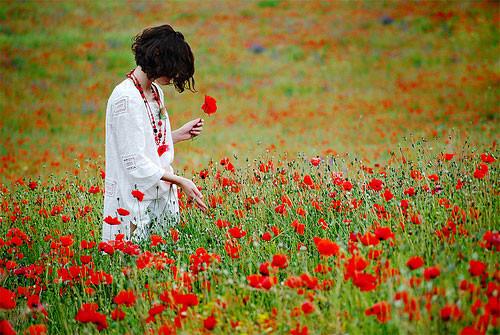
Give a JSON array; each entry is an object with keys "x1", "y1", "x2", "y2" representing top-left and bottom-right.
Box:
[{"x1": 102, "y1": 78, "x2": 178, "y2": 242}]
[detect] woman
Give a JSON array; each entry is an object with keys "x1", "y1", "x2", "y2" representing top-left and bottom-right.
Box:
[{"x1": 102, "y1": 24, "x2": 207, "y2": 243}]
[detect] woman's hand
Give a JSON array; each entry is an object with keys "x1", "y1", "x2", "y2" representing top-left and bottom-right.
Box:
[
  {"x1": 177, "y1": 177, "x2": 208, "y2": 212},
  {"x1": 172, "y1": 118, "x2": 204, "y2": 143}
]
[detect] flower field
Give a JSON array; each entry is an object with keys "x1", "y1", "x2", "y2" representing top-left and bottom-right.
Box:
[{"x1": 0, "y1": 1, "x2": 498, "y2": 334}]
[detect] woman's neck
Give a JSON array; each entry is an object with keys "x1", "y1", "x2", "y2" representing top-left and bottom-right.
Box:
[{"x1": 132, "y1": 66, "x2": 153, "y2": 91}]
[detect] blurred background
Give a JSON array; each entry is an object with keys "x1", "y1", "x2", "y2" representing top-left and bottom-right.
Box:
[{"x1": 0, "y1": 0, "x2": 498, "y2": 182}]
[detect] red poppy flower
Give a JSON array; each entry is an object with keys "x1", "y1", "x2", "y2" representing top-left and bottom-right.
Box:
[
  {"x1": 228, "y1": 227, "x2": 246, "y2": 239},
  {"x1": 443, "y1": 153, "x2": 455, "y2": 161},
  {"x1": 157, "y1": 144, "x2": 168, "y2": 157},
  {"x1": 0, "y1": 287, "x2": 16, "y2": 309},
  {"x1": 473, "y1": 163, "x2": 488, "y2": 179},
  {"x1": 274, "y1": 204, "x2": 287, "y2": 215},
  {"x1": 352, "y1": 272, "x2": 377, "y2": 291},
  {"x1": 374, "y1": 227, "x2": 394, "y2": 241},
  {"x1": 342, "y1": 180, "x2": 353, "y2": 191},
  {"x1": 60, "y1": 235, "x2": 74, "y2": 247},
  {"x1": 404, "y1": 187, "x2": 416, "y2": 196},
  {"x1": 104, "y1": 216, "x2": 121, "y2": 225},
  {"x1": 423, "y1": 266, "x2": 440, "y2": 280},
  {"x1": 117, "y1": 208, "x2": 130, "y2": 216},
  {"x1": 383, "y1": 188, "x2": 394, "y2": 201},
  {"x1": 480, "y1": 153, "x2": 495, "y2": 163},
  {"x1": 259, "y1": 262, "x2": 270, "y2": 276},
  {"x1": 114, "y1": 290, "x2": 136, "y2": 307},
  {"x1": 406, "y1": 256, "x2": 424, "y2": 270},
  {"x1": 310, "y1": 157, "x2": 321, "y2": 166},
  {"x1": 271, "y1": 254, "x2": 288, "y2": 269},
  {"x1": 368, "y1": 178, "x2": 383, "y2": 191},
  {"x1": 131, "y1": 189, "x2": 144, "y2": 201},
  {"x1": 301, "y1": 301, "x2": 315, "y2": 314},
  {"x1": 0, "y1": 320, "x2": 15, "y2": 335},
  {"x1": 428, "y1": 174, "x2": 439, "y2": 182},
  {"x1": 261, "y1": 232, "x2": 272, "y2": 241},
  {"x1": 468, "y1": 260, "x2": 486, "y2": 277},
  {"x1": 303, "y1": 175, "x2": 314, "y2": 187},
  {"x1": 111, "y1": 307, "x2": 126, "y2": 321},
  {"x1": 291, "y1": 220, "x2": 305, "y2": 235},
  {"x1": 365, "y1": 301, "x2": 391, "y2": 323},
  {"x1": 202, "y1": 95, "x2": 217, "y2": 115},
  {"x1": 440, "y1": 304, "x2": 462, "y2": 321},
  {"x1": 203, "y1": 315, "x2": 217, "y2": 330},
  {"x1": 313, "y1": 237, "x2": 339, "y2": 257},
  {"x1": 75, "y1": 303, "x2": 108, "y2": 331}
]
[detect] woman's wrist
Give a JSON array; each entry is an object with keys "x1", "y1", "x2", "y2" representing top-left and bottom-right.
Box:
[{"x1": 161, "y1": 170, "x2": 184, "y2": 186}]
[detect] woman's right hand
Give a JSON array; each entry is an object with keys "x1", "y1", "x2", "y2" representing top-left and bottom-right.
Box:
[{"x1": 177, "y1": 177, "x2": 208, "y2": 212}]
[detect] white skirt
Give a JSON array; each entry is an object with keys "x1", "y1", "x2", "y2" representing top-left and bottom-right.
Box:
[{"x1": 130, "y1": 185, "x2": 180, "y2": 243}]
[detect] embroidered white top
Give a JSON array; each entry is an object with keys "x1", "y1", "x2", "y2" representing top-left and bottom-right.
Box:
[{"x1": 102, "y1": 78, "x2": 177, "y2": 242}]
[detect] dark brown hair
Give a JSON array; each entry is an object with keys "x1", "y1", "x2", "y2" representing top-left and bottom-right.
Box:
[{"x1": 132, "y1": 24, "x2": 195, "y2": 93}]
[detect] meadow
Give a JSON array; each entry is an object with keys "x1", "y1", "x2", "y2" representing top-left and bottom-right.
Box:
[{"x1": 0, "y1": 1, "x2": 498, "y2": 334}]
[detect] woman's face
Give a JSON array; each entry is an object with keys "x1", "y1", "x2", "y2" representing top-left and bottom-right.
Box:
[{"x1": 155, "y1": 76, "x2": 173, "y2": 85}]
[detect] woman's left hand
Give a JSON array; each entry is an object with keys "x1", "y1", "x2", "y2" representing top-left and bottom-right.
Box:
[{"x1": 173, "y1": 118, "x2": 204, "y2": 143}]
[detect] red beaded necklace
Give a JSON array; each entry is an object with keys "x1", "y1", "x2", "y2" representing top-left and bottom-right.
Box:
[{"x1": 126, "y1": 70, "x2": 168, "y2": 157}]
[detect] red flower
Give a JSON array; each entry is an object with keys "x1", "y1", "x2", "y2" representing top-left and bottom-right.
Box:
[
  {"x1": 313, "y1": 237, "x2": 339, "y2": 257},
  {"x1": 440, "y1": 304, "x2": 462, "y2": 321},
  {"x1": 473, "y1": 163, "x2": 488, "y2": 179},
  {"x1": 443, "y1": 153, "x2": 455, "y2": 161},
  {"x1": 228, "y1": 227, "x2": 247, "y2": 239},
  {"x1": 75, "y1": 303, "x2": 108, "y2": 331},
  {"x1": 103, "y1": 216, "x2": 121, "y2": 225},
  {"x1": 480, "y1": 153, "x2": 495, "y2": 163},
  {"x1": 404, "y1": 187, "x2": 416, "y2": 196},
  {"x1": 111, "y1": 307, "x2": 125, "y2": 321},
  {"x1": 301, "y1": 301, "x2": 315, "y2": 314},
  {"x1": 271, "y1": 254, "x2": 288, "y2": 269},
  {"x1": 259, "y1": 262, "x2": 270, "y2": 276},
  {"x1": 117, "y1": 208, "x2": 130, "y2": 216},
  {"x1": 203, "y1": 315, "x2": 217, "y2": 330},
  {"x1": 406, "y1": 256, "x2": 424, "y2": 270},
  {"x1": 0, "y1": 287, "x2": 16, "y2": 309},
  {"x1": 114, "y1": 289, "x2": 136, "y2": 307},
  {"x1": 60, "y1": 235, "x2": 74, "y2": 247},
  {"x1": 291, "y1": 220, "x2": 305, "y2": 235},
  {"x1": 157, "y1": 144, "x2": 168, "y2": 157},
  {"x1": 247, "y1": 274, "x2": 277, "y2": 290},
  {"x1": 368, "y1": 178, "x2": 383, "y2": 191},
  {"x1": 383, "y1": 188, "x2": 394, "y2": 201},
  {"x1": 26, "y1": 324, "x2": 47, "y2": 335},
  {"x1": 468, "y1": 260, "x2": 486, "y2": 277},
  {"x1": 261, "y1": 232, "x2": 272, "y2": 241},
  {"x1": 460, "y1": 326, "x2": 481, "y2": 335},
  {"x1": 423, "y1": 266, "x2": 440, "y2": 280},
  {"x1": 0, "y1": 320, "x2": 16, "y2": 335},
  {"x1": 342, "y1": 180, "x2": 353, "y2": 191},
  {"x1": 365, "y1": 301, "x2": 391, "y2": 323},
  {"x1": 428, "y1": 174, "x2": 439, "y2": 182},
  {"x1": 201, "y1": 95, "x2": 217, "y2": 115},
  {"x1": 290, "y1": 323, "x2": 309, "y2": 335},
  {"x1": 199, "y1": 169, "x2": 209, "y2": 179},
  {"x1": 131, "y1": 189, "x2": 144, "y2": 201},
  {"x1": 274, "y1": 204, "x2": 287, "y2": 215},
  {"x1": 352, "y1": 272, "x2": 377, "y2": 291},
  {"x1": 310, "y1": 157, "x2": 321, "y2": 166},
  {"x1": 374, "y1": 227, "x2": 394, "y2": 241},
  {"x1": 303, "y1": 175, "x2": 314, "y2": 187}
]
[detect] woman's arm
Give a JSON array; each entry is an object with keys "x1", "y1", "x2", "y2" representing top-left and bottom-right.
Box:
[
  {"x1": 172, "y1": 118, "x2": 204, "y2": 144},
  {"x1": 161, "y1": 170, "x2": 208, "y2": 212}
]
